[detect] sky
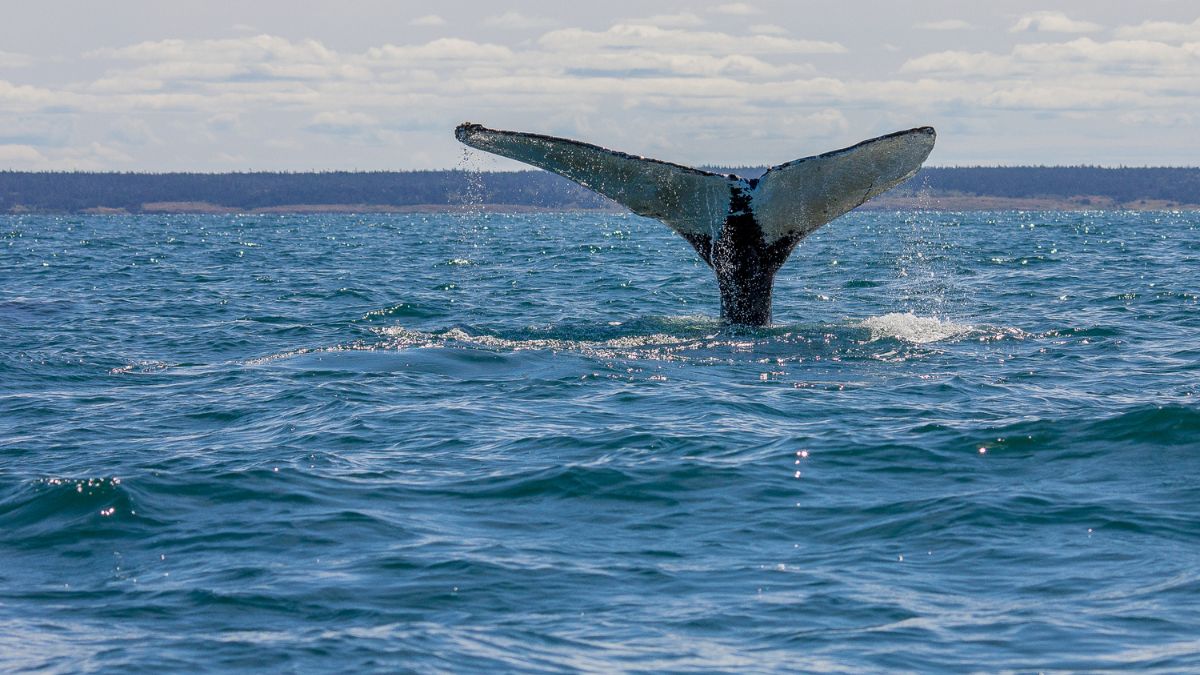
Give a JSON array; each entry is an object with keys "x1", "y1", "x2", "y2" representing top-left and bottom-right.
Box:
[{"x1": 1, "y1": 1, "x2": 1198, "y2": 171}]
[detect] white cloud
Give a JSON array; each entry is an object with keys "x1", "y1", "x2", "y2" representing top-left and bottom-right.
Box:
[
  {"x1": 0, "y1": 51, "x2": 33, "y2": 68},
  {"x1": 1114, "y1": 18, "x2": 1200, "y2": 42},
  {"x1": 777, "y1": 109, "x2": 849, "y2": 136},
  {"x1": 304, "y1": 110, "x2": 408, "y2": 147},
  {"x1": 0, "y1": 80, "x2": 76, "y2": 111},
  {"x1": 73, "y1": 142, "x2": 135, "y2": 167},
  {"x1": 1010, "y1": 11, "x2": 1101, "y2": 34},
  {"x1": 709, "y1": 3, "x2": 761, "y2": 16},
  {"x1": 88, "y1": 76, "x2": 165, "y2": 93},
  {"x1": 903, "y1": 37, "x2": 1200, "y2": 77},
  {"x1": 1013, "y1": 37, "x2": 1199, "y2": 70},
  {"x1": 0, "y1": 142, "x2": 133, "y2": 170},
  {"x1": 890, "y1": 33, "x2": 1200, "y2": 120},
  {"x1": 1118, "y1": 111, "x2": 1194, "y2": 127},
  {"x1": 91, "y1": 34, "x2": 339, "y2": 64},
  {"x1": 625, "y1": 13, "x2": 705, "y2": 28},
  {"x1": 0, "y1": 144, "x2": 45, "y2": 164},
  {"x1": 901, "y1": 50, "x2": 1013, "y2": 76},
  {"x1": 307, "y1": 110, "x2": 378, "y2": 134},
  {"x1": 409, "y1": 15, "x2": 446, "y2": 27},
  {"x1": 8, "y1": 12, "x2": 1198, "y2": 170},
  {"x1": 981, "y1": 85, "x2": 1144, "y2": 110},
  {"x1": 749, "y1": 24, "x2": 787, "y2": 35},
  {"x1": 84, "y1": 34, "x2": 372, "y2": 85},
  {"x1": 538, "y1": 24, "x2": 844, "y2": 55},
  {"x1": 483, "y1": 12, "x2": 555, "y2": 30},
  {"x1": 915, "y1": 19, "x2": 974, "y2": 31},
  {"x1": 558, "y1": 51, "x2": 813, "y2": 79},
  {"x1": 368, "y1": 38, "x2": 513, "y2": 63}
]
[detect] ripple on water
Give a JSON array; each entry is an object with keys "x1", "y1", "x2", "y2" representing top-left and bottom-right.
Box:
[{"x1": 2, "y1": 211, "x2": 1200, "y2": 672}]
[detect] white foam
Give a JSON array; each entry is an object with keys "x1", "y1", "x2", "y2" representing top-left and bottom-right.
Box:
[
  {"x1": 376, "y1": 325, "x2": 694, "y2": 356},
  {"x1": 857, "y1": 312, "x2": 973, "y2": 344}
]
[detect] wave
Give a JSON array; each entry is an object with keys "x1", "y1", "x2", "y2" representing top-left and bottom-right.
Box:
[
  {"x1": 235, "y1": 310, "x2": 1018, "y2": 371},
  {"x1": 0, "y1": 477, "x2": 144, "y2": 544}
]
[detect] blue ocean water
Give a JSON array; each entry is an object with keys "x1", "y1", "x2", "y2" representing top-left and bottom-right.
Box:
[{"x1": 1, "y1": 209, "x2": 1198, "y2": 672}]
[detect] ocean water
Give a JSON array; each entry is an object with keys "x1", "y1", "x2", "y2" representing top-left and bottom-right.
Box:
[{"x1": 2, "y1": 210, "x2": 1198, "y2": 672}]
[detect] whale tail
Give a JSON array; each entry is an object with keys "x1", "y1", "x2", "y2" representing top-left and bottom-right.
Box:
[{"x1": 455, "y1": 123, "x2": 935, "y2": 324}]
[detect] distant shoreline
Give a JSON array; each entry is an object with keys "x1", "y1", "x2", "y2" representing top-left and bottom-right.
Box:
[
  {"x1": 59, "y1": 196, "x2": 1200, "y2": 215},
  {"x1": 4, "y1": 167, "x2": 1200, "y2": 214}
]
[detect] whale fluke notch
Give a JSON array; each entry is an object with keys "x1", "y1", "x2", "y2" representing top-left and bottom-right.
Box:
[{"x1": 455, "y1": 122, "x2": 935, "y2": 325}]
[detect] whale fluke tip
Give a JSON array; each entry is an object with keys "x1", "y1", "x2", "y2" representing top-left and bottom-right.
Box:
[{"x1": 455, "y1": 122, "x2": 483, "y2": 142}]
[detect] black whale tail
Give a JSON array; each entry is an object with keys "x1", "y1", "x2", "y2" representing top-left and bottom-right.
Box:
[{"x1": 455, "y1": 123, "x2": 936, "y2": 325}]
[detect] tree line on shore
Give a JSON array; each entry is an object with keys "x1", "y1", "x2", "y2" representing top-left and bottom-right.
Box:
[{"x1": 2, "y1": 166, "x2": 1198, "y2": 212}]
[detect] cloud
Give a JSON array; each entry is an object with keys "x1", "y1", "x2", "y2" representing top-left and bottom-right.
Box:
[
  {"x1": 409, "y1": 15, "x2": 446, "y2": 27},
  {"x1": 206, "y1": 113, "x2": 240, "y2": 134},
  {"x1": 980, "y1": 85, "x2": 1144, "y2": 110},
  {"x1": 538, "y1": 24, "x2": 844, "y2": 55},
  {"x1": 306, "y1": 110, "x2": 379, "y2": 135},
  {"x1": 91, "y1": 34, "x2": 339, "y2": 64},
  {"x1": 107, "y1": 117, "x2": 161, "y2": 146},
  {"x1": 902, "y1": 37, "x2": 1200, "y2": 77},
  {"x1": 915, "y1": 19, "x2": 973, "y2": 31},
  {"x1": 625, "y1": 13, "x2": 705, "y2": 28},
  {"x1": 901, "y1": 50, "x2": 1013, "y2": 76},
  {"x1": 0, "y1": 80, "x2": 76, "y2": 111},
  {"x1": 892, "y1": 33, "x2": 1200, "y2": 119},
  {"x1": 483, "y1": 12, "x2": 555, "y2": 30},
  {"x1": 368, "y1": 38, "x2": 513, "y2": 63},
  {"x1": 303, "y1": 110, "x2": 410, "y2": 147},
  {"x1": 0, "y1": 51, "x2": 33, "y2": 68},
  {"x1": 0, "y1": 144, "x2": 45, "y2": 164},
  {"x1": 561, "y1": 52, "x2": 813, "y2": 79},
  {"x1": 85, "y1": 34, "x2": 372, "y2": 84},
  {"x1": 14, "y1": 15, "x2": 1198, "y2": 170},
  {"x1": 1010, "y1": 11, "x2": 1101, "y2": 34},
  {"x1": 1008, "y1": 37, "x2": 1195, "y2": 64},
  {"x1": 1114, "y1": 18, "x2": 1200, "y2": 42},
  {"x1": 1117, "y1": 111, "x2": 1194, "y2": 127},
  {"x1": 709, "y1": 3, "x2": 761, "y2": 16},
  {"x1": 0, "y1": 142, "x2": 132, "y2": 170},
  {"x1": 749, "y1": 24, "x2": 787, "y2": 35}
]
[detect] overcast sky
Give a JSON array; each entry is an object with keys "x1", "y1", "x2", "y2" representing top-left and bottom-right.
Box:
[{"x1": 1, "y1": 1, "x2": 1198, "y2": 170}]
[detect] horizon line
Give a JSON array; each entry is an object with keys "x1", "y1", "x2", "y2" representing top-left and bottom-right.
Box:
[{"x1": 3, "y1": 165, "x2": 1200, "y2": 175}]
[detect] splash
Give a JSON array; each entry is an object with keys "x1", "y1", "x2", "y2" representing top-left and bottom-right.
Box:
[
  {"x1": 895, "y1": 195, "x2": 960, "y2": 318},
  {"x1": 454, "y1": 146, "x2": 489, "y2": 217},
  {"x1": 857, "y1": 312, "x2": 973, "y2": 344}
]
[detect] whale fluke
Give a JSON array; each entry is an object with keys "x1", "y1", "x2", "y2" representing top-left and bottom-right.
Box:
[{"x1": 455, "y1": 123, "x2": 935, "y2": 325}]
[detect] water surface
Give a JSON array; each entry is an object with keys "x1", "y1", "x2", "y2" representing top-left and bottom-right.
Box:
[{"x1": 2, "y1": 210, "x2": 1198, "y2": 671}]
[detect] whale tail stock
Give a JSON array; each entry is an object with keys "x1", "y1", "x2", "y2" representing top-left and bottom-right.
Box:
[{"x1": 454, "y1": 122, "x2": 936, "y2": 325}]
